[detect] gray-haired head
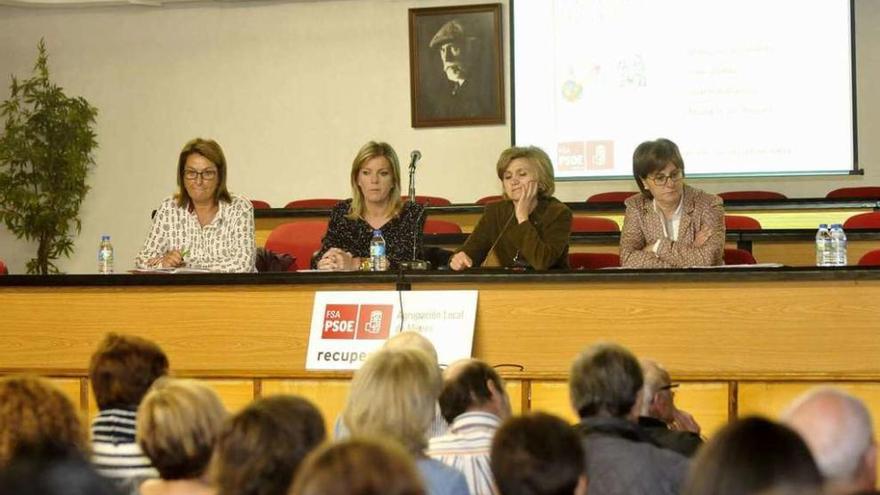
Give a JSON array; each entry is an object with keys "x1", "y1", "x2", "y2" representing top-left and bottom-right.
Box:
[
  {"x1": 569, "y1": 342, "x2": 643, "y2": 419},
  {"x1": 781, "y1": 387, "x2": 877, "y2": 492}
]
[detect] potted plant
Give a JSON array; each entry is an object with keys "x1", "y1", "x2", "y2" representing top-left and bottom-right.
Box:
[{"x1": 0, "y1": 39, "x2": 98, "y2": 274}]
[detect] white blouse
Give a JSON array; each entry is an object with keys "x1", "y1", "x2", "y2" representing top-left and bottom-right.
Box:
[{"x1": 135, "y1": 194, "x2": 256, "y2": 272}]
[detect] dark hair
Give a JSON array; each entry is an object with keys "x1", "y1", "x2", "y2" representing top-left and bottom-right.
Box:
[
  {"x1": 569, "y1": 343, "x2": 643, "y2": 418},
  {"x1": 438, "y1": 360, "x2": 504, "y2": 424},
  {"x1": 176, "y1": 138, "x2": 232, "y2": 208},
  {"x1": 0, "y1": 452, "x2": 120, "y2": 495},
  {"x1": 290, "y1": 437, "x2": 425, "y2": 495},
  {"x1": 213, "y1": 395, "x2": 326, "y2": 495},
  {"x1": 632, "y1": 138, "x2": 684, "y2": 200},
  {"x1": 682, "y1": 416, "x2": 823, "y2": 495},
  {"x1": 88, "y1": 333, "x2": 169, "y2": 410},
  {"x1": 491, "y1": 412, "x2": 585, "y2": 495}
]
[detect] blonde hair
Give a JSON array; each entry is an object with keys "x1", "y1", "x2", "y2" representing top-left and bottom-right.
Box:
[
  {"x1": 0, "y1": 375, "x2": 85, "y2": 467},
  {"x1": 383, "y1": 331, "x2": 439, "y2": 366},
  {"x1": 342, "y1": 349, "x2": 441, "y2": 454},
  {"x1": 137, "y1": 378, "x2": 227, "y2": 480},
  {"x1": 347, "y1": 141, "x2": 403, "y2": 221},
  {"x1": 495, "y1": 146, "x2": 556, "y2": 199}
]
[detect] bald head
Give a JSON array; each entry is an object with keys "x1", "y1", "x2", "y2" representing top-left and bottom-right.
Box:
[{"x1": 782, "y1": 387, "x2": 877, "y2": 493}]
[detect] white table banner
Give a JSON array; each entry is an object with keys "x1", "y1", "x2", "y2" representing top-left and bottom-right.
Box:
[{"x1": 305, "y1": 290, "x2": 478, "y2": 370}]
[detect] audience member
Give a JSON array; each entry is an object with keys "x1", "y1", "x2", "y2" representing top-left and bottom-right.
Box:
[
  {"x1": 681, "y1": 416, "x2": 822, "y2": 495},
  {"x1": 212, "y1": 395, "x2": 326, "y2": 495},
  {"x1": 569, "y1": 342, "x2": 688, "y2": 495},
  {"x1": 0, "y1": 452, "x2": 121, "y2": 495},
  {"x1": 638, "y1": 359, "x2": 703, "y2": 456},
  {"x1": 428, "y1": 359, "x2": 511, "y2": 495},
  {"x1": 136, "y1": 378, "x2": 227, "y2": 495},
  {"x1": 0, "y1": 375, "x2": 86, "y2": 467},
  {"x1": 343, "y1": 348, "x2": 469, "y2": 495},
  {"x1": 782, "y1": 387, "x2": 878, "y2": 494},
  {"x1": 89, "y1": 333, "x2": 168, "y2": 487},
  {"x1": 490, "y1": 412, "x2": 587, "y2": 495},
  {"x1": 289, "y1": 437, "x2": 426, "y2": 495}
]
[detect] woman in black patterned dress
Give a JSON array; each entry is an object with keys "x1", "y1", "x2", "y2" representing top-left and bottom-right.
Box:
[{"x1": 314, "y1": 141, "x2": 425, "y2": 270}]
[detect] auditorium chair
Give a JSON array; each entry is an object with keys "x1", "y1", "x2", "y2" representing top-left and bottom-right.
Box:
[
  {"x1": 586, "y1": 191, "x2": 638, "y2": 203},
  {"x1": 826, "y1": 187, "x2": 880, "y2": 200},
  {"x1": 250, "y1": 199, "x2": 272, "y2": 209},
  {"x1": 724, "y1": 248, "x2": 757, "y2": 265},
  {"x1": 423, "y1": 219, "x2": 463, "y2": 234},
  {"x1": 843, "y1": 212, "x2": 880, "y2": 230},
  {"x1": 284, "y1": 198, "x2": 341, "y2": 209},
  {"x1": 475, "y1": 195, "x2": 503, "y2": 205},
  {"x1": 264, "y1": 221, "x2": 328, "y2": 271},
  {"x1": 857, "y1": 249, "x2": 880, "y2": 266},
  {"x1": 0, "y1": 260, "x2": 7, "y2": 275},
  {"x1": 401, "y1": 195, "x2": 453, "y2": 206},
  {"x1": 717, "y1": 190, "x2": 787, "y2": 201},
  {"x1": 570, "y1": 216, "x2": 620, "y2": 233},
  {"x1": 724, "y1": 215, "x2": 763, "y2": 231},
  {"x1": 569, "y1": 252, "x2": 621, "y2": 270}
]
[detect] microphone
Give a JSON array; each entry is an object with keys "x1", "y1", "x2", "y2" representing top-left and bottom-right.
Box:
[{"x1": 409, "y1": 150, "x2": 422, "y2": 169}]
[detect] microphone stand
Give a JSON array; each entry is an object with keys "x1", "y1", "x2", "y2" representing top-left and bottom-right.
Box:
[{"x1": 400, "y1": 151, "x2": 429, "y2": 271}]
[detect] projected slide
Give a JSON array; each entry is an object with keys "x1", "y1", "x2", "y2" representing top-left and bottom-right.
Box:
[{"x1": 513, "y1": 0, "x2": 855, "y2": 179}]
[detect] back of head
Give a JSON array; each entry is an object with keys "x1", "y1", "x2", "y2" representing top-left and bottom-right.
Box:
[
  {"x1": 383, "y1": 331, "x2": 439, "y2": 366},
  {"x1": 639, "y1": 359, "x2": 672, "y2": 419},
  {"x1": 782, "y1": 387, "x2": 876, "y2": 489},
  {"x1": 289, "y1": 437, "x2": 425, "y2": 495},
  {"x1": 136, "y1": 378, "x2": 227, "y2": 480},
  {"x1": 0, "y1": 452, "x2": 120, "y2": 495},
  {"x1": 0, "y1": 375, "x2": 85, "y2": 468},
  {"x1": 682, "y1": 416, "x2": 822, "y2": 495},
  {"x1": 491, "y1": 412, "x2": 585, "y2": 495},
  {"x1": 213, "y1": 394, "x2": 326, "y2": 495},
  {"x1": 569, "y1": 343, "x2": 643, "y2": 419},
  {"x1": 89, "y1": 333, "x2": 169, "y2": 410},
  {"x1": 343, "y1": 348, "x2": 441, "y2": 454},
  {"x1": 438, "y1": 359, "x2": 505, "y2": 424}
]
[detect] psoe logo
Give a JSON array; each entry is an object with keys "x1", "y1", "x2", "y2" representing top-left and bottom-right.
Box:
[
  {"x1": 321, "y1": 304, "x2": 359, "y2": 340},
  {"x1": 356, "y1": 305, "x2": 393, "y2": 340}
]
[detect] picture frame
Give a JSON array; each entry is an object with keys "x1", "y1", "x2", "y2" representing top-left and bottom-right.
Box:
[{"x1": 408, "y1": 3, "x2": 505, "y2": 128}]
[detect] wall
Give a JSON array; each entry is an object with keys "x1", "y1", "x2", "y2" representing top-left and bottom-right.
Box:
[{"x1": 0, "y1": 0, "x2": 877, "y2": 273}]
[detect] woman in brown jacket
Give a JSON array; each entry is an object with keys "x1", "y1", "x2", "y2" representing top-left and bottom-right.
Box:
[
  {"x1": 620, "y1": 138, "x2": 725, "y2": 268},
  {"x1": 450, "y1": 146, "x2": 572, "y2": 270}
]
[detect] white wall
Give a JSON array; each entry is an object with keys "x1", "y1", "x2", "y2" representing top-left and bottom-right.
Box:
[{"x1": 0, "y1": 0, "x2": 877, "y2": 274}]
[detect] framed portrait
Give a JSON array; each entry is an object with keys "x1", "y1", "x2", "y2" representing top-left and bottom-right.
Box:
[{"x1": 408, "y1": 3, "x2": 505, "y2": 128}]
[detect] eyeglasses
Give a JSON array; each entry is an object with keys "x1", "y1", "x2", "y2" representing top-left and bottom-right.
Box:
[
  {"x1": 184, "y1": 169, "x2": 218, "y2": 181},
  {"x1": 649, "y1": 171, "x2": 683, "y2": 186},
  {"x1": 659, "y1": 383, "x2": 680, "y2": 391}
]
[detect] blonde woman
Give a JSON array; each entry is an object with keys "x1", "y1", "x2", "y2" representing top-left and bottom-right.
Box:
[
  {"x1": 137, "y1": 378, "x2": 227, "y2": 495},
  {"x1": 343, "y1": 348, "x2": 468, "y2": 495},
  {"x1": 450, "y1": 146, "x2": 572, "y2": 270},
  {"x1": 314, "y1": 141, "x2": 426, "y2": 270}
]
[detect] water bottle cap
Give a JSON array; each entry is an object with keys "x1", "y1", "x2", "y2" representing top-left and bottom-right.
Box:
[
  {"x1": 831, "y1": 224, "x2": 842, "y2": 228},
  {"x1": 373, "y1": 229, "x2": 381, "y2": 235},
  {"x1": 101, "y1": 235, "x2": 110, "y2": 240},
  {"x1": 818, "y1": 224, "x2": 828, "y2": 228}
]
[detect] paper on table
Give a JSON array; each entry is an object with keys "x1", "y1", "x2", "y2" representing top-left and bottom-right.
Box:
[{"x1": 131, "y1": 266, "x2": 212, "y2": 274}]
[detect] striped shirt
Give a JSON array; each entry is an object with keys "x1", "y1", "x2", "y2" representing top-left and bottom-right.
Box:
[
  {"x1": 91, "y1": 408, "x2": 158, "y2": 481},
  {"x1": 427, "y1": 412, "x2": 501, "y2": 495}
]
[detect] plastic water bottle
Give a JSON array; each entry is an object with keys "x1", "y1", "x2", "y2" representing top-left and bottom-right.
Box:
[
  {"x1": 830, "y1": 223, "x2": 848, "y2": 266},
  {"x1": 370, "y1": 229, "x2": 387, "y2": 271},
  {"x1": 98, "y1": 235, "x2": 114, "y2": 274},
  {"x1": 815, "y1": 224, "x2": 830, "y2": 267}
]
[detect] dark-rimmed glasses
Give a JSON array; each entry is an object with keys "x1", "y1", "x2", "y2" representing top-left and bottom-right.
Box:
[
  {"x1": 649, "y1": 171, "x2": 682, "y2": 186},
  {"x1": 184, "y1": 169, "x2": 218, "y2": 181}
]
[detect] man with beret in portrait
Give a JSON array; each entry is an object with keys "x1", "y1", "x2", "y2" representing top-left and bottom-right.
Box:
[{"x1": 426, "y1": 18, "x2": 492, "y2": 120}]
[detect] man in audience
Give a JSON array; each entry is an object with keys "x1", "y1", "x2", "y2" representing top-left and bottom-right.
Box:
[
  {"x1": 569, "y1": 342, "x2": 688, "y2": 495},
  {"x1": 428, "y1": 359, "x2": 511, "y2": 495},
  {"x1": 490, "y1": 412, "x2": 587, "y2": 495},
  {"x1": 782, "y1": 387, "x2": 878, "y2": 494},
  {"x1": 88, "y1": 333, "x2": 168, "y2": 488},
  {"x1": 638, "y1": 359, "x2": 703, "y2": 457}
]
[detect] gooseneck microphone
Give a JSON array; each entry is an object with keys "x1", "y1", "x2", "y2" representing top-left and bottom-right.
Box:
[
  {"x1": 409, "y1": 150, "x2": 422, "y2": 168},
  {"x1": 408, "y1": 150, "x2": 422, "y2": 204}
]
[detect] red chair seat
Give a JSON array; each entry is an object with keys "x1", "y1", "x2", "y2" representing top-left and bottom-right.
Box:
[
  {"x1": 264, "y1": 221, "x2": 329, "y2": 271},
  {"x1": 476, "y1": 195, "x2": 503, "y2": 205},
  {"x1": 724, "y1": 248, "x2": 757, "y2": 265},
  {"x1": 0, "y1": 260, "x2": 7, "y2": 275},
  {"x1": 401, "y1": 195, "x2": 452, "y2": 206},
  {"x1": 570, "y1": 216, "x2": 620, "y2": 233},
  {"x1": 250, "y1": 199, "x2": 272, "y2": 209},
  {"x1": 857, "y1": 249, "x2": 880, "y2": 266},
  {"x1": 826, "y1": 187, "x2": 880, "y2": 200},
  {"x1": 718, "y1": 191, "x2": 787, "y2": 201},
  {"x1": 724, "y1": 215, "x2": 762, "y2": 231},
  {"x1": 285, "y1": 199, "x2": 341, "y2": 209},
  {"x1": 423, "y1": 219, "x2": 463, "y2": 234},
  {"x1": 586, "y1": 191, "x2": 638, "y2": 203},
  {"x1": 843, "y1": 212, "x2": 880, "y2": 230},
  {"x1": 569, "y1": 252, "x2": 621, "y2": 270}
]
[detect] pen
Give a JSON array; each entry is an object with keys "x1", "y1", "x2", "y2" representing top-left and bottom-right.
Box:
[{"x1": 181, "y1": 248, "x2": 190, "y2": 259}]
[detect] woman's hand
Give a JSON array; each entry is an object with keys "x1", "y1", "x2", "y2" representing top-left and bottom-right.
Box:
[
  {"x1": 449, "y1": 251, "x2": 473, "y2": 271},
  {"x1": 155, "y1": 250, "x2": 184, "y2": 268},
  {"x1": 515, "y1": 181, "x2": 539, "y2": 224},
  {"x1": 694, "y1": 226, "x2": 714, "y2": 248},
  {"x1": 317, "y1": 248, "x2": 356, "y2": 271}
]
